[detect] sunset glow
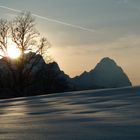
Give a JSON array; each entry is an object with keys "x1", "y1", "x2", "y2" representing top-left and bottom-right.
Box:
[{"x1": 7, "y1": 39, "x2": 21, "y2": 59}]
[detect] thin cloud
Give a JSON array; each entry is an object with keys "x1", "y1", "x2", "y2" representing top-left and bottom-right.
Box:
[{"x1": 0, "y1": 5, "x2": 96, "y2": 33}]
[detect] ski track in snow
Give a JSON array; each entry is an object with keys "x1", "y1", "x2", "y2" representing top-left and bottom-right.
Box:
[{"x1": 0, "y1": 86, "x2": 140, "y2": 140}]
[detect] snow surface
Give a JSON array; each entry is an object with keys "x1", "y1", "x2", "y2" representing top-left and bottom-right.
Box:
[{"x1": 0, "y1": 86, "x2": 140, "y2": 140}]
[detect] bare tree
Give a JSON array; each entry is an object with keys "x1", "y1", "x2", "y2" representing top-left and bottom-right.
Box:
[
  {"x1": 0, "y1": 19, "x2": 20, "y2": 93},
  {"x1": 10, "y1": 12, "x2": 50, "y2": 63},
  {"x1": 0, "y1": 12, "x2": 51, "y2": 93},
  {"x1": 11, "y1": 12, "x2": 50, "y2": 91},
  {"x1": 0, "y1": 19, "x2": 9, "y2": 58},
  {"x1": 11, "y1": 12, "x2": 37, "y2": 57}
]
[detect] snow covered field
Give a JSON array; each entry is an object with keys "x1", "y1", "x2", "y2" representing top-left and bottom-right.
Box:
[{"x1": 0, "y1": 86, "x2": 140, "y2": 140}]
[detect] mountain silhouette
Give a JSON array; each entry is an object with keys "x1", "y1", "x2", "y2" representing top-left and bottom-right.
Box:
[
  {"x1": 0, "y1": 53, "x2": 73, "y2": 98},
  {"x1": 0, "y1": 55, "x2": 132, "y2": 99},
  {"x1": 72, "y1": 57, "x2": 132, "y2": 89}
]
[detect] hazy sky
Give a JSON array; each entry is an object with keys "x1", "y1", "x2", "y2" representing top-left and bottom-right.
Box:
[{"x1": 0, "y1": 0, "x2": 140, "y2": 85}]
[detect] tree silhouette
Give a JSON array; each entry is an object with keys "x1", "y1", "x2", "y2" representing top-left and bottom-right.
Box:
[
  {"x1": 0, "y1": 19, "x2": 9, "y2": 58},
  {"x1": 0, "y1": 12, "x2": 50, "y2": 94}
]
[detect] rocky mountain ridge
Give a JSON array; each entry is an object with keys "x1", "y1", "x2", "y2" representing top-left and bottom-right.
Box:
[
  {"x1": 72, "y1": 57, "x2": 132, "y2": 89},
  {"x1": 0, "y1": 54, "x2": 132, "y2": 99}
]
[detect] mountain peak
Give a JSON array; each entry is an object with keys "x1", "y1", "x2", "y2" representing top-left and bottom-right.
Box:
[
  {"x1": 72, "y1": 57, "x2": 132, "y2": 89},
  {"x1": 100, "y1": 57, "x2": 115, "y2": 63},
  {"x1": 97, "y1": 57, "x2": 117, "y2": 68}
]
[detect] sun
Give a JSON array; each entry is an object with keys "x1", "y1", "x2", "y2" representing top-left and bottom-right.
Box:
[
  {"x1": 7, "y1": 45, "x2": 21, "y2": 59},
  {"x1": 7, "y1": 39, "x2": 21, "y2": 59}
]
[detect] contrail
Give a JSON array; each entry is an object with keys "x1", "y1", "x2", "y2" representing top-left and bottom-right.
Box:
[{"x1": 0, "y1": 5, "x2": 95, "y2": 33}]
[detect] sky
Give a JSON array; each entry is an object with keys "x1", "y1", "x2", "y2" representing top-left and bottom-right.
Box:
[{"x1": 0, "y1": 0, "x2": 140, "y2": 85}]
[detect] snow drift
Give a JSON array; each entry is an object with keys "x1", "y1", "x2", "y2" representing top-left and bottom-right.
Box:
[{"x1": 0, "y1": 86, "x2": 140, "y2": 140}]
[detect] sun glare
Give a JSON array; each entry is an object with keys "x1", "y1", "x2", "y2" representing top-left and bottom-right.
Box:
[{"x1": 7, "y1": 39, "x2": 21, "y2": 59}]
